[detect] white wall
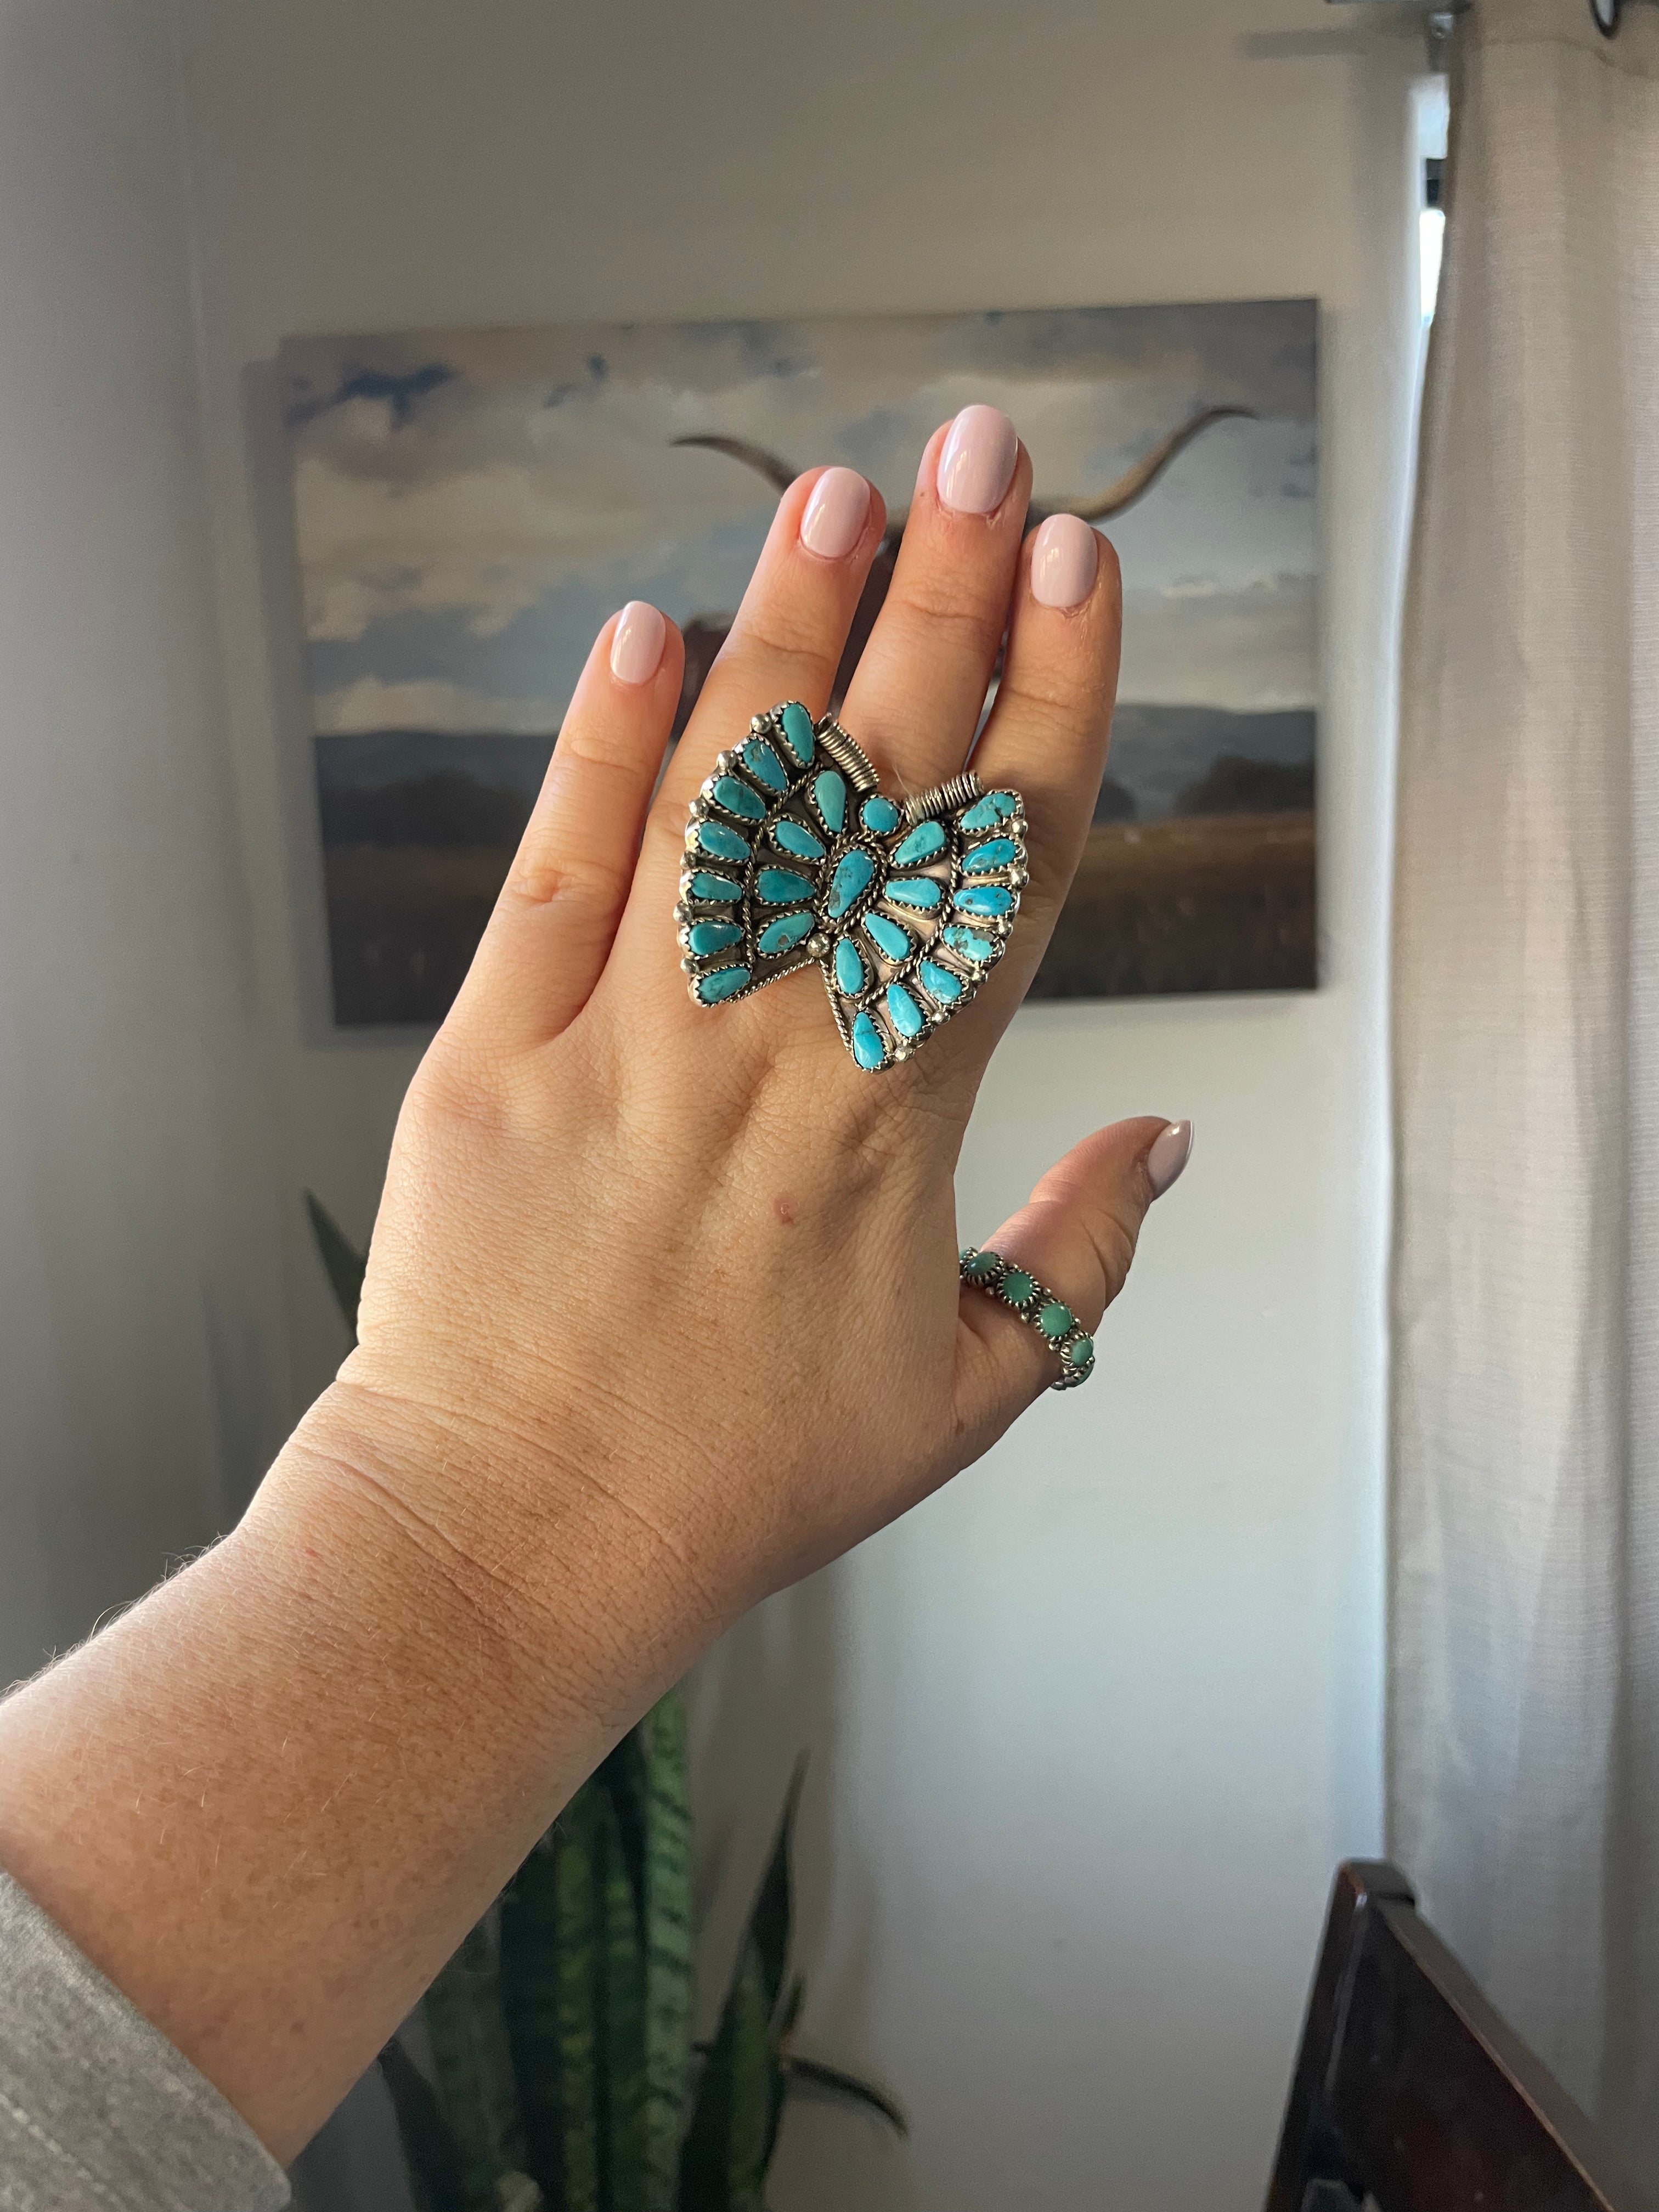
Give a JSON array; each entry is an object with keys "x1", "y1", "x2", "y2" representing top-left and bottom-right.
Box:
[
  {"x1": 0, "y1": 2, "x2": 1419, "y2": 2204},
  {"x1": 0, "y1": 0, "x2": 291, "y2": 1689}
]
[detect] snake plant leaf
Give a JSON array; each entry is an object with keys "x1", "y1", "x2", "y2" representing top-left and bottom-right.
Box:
[
  {"x1": 679, "y1": 1934, "x2": 774, "y2": 2211},
  {"x1": 595, "y1": 1784, "x2": 647, "y2": 2207},
  {"x1": 503, "y1": 1792, "x2": 605, "y2": 2212},
  {"x1": 377, "y1": 2036, "x2": 471, "y2": 2212},
  {"x1": 501, "y1": 1837, "x2": 563, "y2": 2209},
  {"x1": 501, "y1": 1837, "x2": 568, "y2": 2211},
  {"x1": 594, "y1": 1726, "x2": 650, "y2": 1936},
  {"x1": 422, "y1": 1925, "x2": 527, "y2": 2212},
  {"x1": 780, "y1": 2056, "x2": 909, "y2": 2137},
  {"x1": 302, "y1": 1190, "x2": 366, "y2": 1340},
  {"x1": 680, "y1": 1759, "x2": 806, "y2": 2209},
  {"x1": 553, "y1": 1787, "x2": 603, "y2": 2212},
  {"x1": 754, "y1": 1764, "x2": 805, "y2": 2170},
  {"x1": 751, "y1": 1757, "x2": 805, "y2": 2032},
  {"x1": 641, "y1": 1694, "x2": 693, "y2": 2212}
]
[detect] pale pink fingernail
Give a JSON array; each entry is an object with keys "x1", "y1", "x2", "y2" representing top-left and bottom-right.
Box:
[
  {"x1": 610, "y1": 600, "x2": 665, "y2": 686},
  {"x1": 1147, "y1": 1120, "x2": 1194, "y2": 1199},
  {"x1": 936, "y1": 404, "x2": 1018, "y2": 516},
  {"x1": 800, "y1": 467, "x2": 871, "y2": 560},
  {"x1": 1030, "y1": 514, "x2": 1100, "y2": 610}
]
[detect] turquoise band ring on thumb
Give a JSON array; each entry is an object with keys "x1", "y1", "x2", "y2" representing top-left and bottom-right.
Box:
[
  {"x1": 958, "y1": 1249, "x2": 1097, "y2": 1389},
  {"x1": 960, "y1": 1120, "x2": 1194, "y2": 1391}
]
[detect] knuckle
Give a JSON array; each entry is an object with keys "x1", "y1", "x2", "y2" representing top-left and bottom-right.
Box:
[
  {"x1": 403, "y1": 1039, "x2": 515, "y2": 1150},
  {"x1": 724, "y1": 607, "x2": 837, "y2": 691},
  {"x1": 507, "y1": 844, "x2": 629, "y2": 912},
  {"x1": 1091, "y1": 1205, "x2": 1141, "y2": 1309},
  {"x1": 882, "y1": 579, "x2": 1002, "y2": 653}
]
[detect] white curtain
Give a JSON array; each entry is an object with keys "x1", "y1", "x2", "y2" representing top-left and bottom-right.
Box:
[{"x1": 1391, "y1": 0, "x2": 1659, "y2": 2175}]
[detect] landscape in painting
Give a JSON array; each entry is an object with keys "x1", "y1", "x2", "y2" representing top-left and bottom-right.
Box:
[{"x1": 279, "y1": 300, "x2": 1317, "y2": 1027}]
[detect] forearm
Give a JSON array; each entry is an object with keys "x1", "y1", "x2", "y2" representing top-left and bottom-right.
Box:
[{"x1": 0, "y1": 1383, "x2": 700, "y2": 2160}]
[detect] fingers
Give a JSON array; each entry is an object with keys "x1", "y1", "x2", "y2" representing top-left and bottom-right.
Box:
[
  {"x1": 648, "y1": 466, "x2": 887, "y2": 831},
  {"x1": 971, "y1": 514, "x2": 1122, "y2": 945},
  {"x1": 839, "y1": 406, "x2": 1034, "y2": 795},
  {"x1": 952, "y1": 1117, "x2": 1193, "y2": 1447},
  {"x1": 444, "y1": 603, "x2": 684, "y2": 1054}
]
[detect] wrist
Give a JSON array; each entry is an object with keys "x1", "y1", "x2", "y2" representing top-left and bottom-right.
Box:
[{"x1": 254, "y1": 1374, "x2": 720, "y2": 1742}]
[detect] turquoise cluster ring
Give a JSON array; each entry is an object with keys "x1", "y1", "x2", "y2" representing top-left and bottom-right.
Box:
[
  {"x1": 676, "y1": 700, "x2": 1028, "y2": 1073},
  {"x1": 958, "y1": 1247, "x2": 1096, "y2": 1390}
]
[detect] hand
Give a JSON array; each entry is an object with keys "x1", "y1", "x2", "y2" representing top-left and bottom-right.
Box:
[
  {"x1": 303, "y1": 403, "x2": 1179, "y2": 1662},
  {"x1": 0, "y1": 405, "x2": 1190, "y2": 2158}
]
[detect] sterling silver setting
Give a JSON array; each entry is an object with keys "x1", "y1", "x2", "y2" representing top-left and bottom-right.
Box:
[
  {"x1": 675, "y1": 701, "x2": 1028, "y2": 1073},
  {"x1": 958, "y1": 1247, "x2": 1096, "y2": 1390}
]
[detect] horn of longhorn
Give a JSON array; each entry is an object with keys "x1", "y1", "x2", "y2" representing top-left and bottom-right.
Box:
[
  {"x1": 1056, "y1": 404, "x2": 1256, "y2": 521},
  {"x1": 671, "y1": 433, "x2": 799, "y2": 494},
  {"x1": 672, "y1": 402, "x2": 1255, "y2": 535}
]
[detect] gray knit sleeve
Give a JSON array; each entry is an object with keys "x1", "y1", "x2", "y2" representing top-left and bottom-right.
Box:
[{"x1": 0, "y1": 1870, "x2": 290, "y2": 2211}]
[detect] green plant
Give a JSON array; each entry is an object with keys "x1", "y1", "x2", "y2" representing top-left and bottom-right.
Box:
[{"x1": 306, "y1": 1196, "x2": 905, "y2": 2212}]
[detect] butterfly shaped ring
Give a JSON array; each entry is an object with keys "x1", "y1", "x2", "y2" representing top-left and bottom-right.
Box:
[{"x1": 676, "y1": 701, "x2": 1026, "y2": 1071}]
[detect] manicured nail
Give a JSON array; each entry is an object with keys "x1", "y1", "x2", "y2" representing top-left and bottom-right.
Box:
[
  {"x1": 936, "y1": 404, "x2": 1018, "y2": 516},
  {"x1": 610, "y1": 600, "x2": 665, "y2": 686},
  {"x1": 1147, "y1": 1120, "x2": 1194, "y2": 1199},
  {"x1": 1030, "y1": 514, "x2": 1100, "y2": 610},
  {"x1": 800, "y1": 467, "x2": 871, "y2": 560}
]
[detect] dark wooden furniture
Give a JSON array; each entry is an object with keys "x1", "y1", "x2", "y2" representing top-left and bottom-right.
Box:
[{"x1": 1265, "y1": 1860, "x2": 1652, "y2": 2212}]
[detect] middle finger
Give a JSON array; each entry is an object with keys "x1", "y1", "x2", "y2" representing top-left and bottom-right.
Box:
[{"x1": 838, "y1": 405, "x2": 1032, "y2": 798}]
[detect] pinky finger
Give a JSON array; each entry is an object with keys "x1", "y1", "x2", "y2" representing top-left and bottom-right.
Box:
[{"x1": 445, "y1": 603, "x2": 684, "y2": 1054}]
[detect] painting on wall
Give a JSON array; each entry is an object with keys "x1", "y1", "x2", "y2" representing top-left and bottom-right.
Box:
[{"x1": 278, "y1": 300, "x2": 1317, "y2": 1029}]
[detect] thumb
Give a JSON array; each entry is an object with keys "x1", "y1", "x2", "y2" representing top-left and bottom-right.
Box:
[{"x1": 952, "y1": 1116, "x2": 1193, "y2": 1446}]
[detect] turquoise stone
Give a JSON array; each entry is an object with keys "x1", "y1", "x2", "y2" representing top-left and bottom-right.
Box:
[
  {"x1": 697, "y1": 819, "x2": 750, "y2": 862},
  {"x1": 1037, "y1": 1300, "x2": 1074, "y2": 1341},
  {"x1": 943, "y1": 925, "x2": 994, "y2": 960},
  {"x1": 861, "y1": 795, "x2": 901, "y2": 834},
  {"x1": 851, "y1": 1010, "x2": 888, "y2": 1069},
  {"x1": 963, "y1": 1248, "x2": 1001, "y2": 1281},
  {"x1": 894, "y1": 820, "x2": 946, "y2": 865},
  {"x1": 954, "y1": 883, "x2": 1014, "y2": 916},
  {"x1": 827, "y1": 847, "x2": 874, "y2": 918},
  {"x1": 713, "y1": 775, "x2": 766, "y2": 820},
  {"x1": 918, "y1": 959, "x2": 962, "y2": 1005},
  {"x1": 758, "y1": 910, "x2": 814, "y2": 955},
  {"x1": 742, "y1": 740, "x2": 788, "y2": 792},
  {"x1": 1001, "y1": 1268, "x2": 1036, "y2": 1307},
  {"x1": 813, "y1": 770, "x2": 847, "y2": 833},
  {"x1": 833, "y1": 937, "x2": 866, "y2": 995},
  {"x1": 960, "y1": 789, "x2": 1018, "y2": 831},
  {"x1": 688, "y1": 919, "x2": 743, "y2": 955},
  {"x1": 885, "y1": 876, "x2": 941, "y2": 910},
  {"x1": 757, "y1": 866, "x2": 814, "y2": 905},
  {"x1": 695, "y1": 964, "x2": 751, "y2": 1004},
  {"x1": 771, "y1": 817, "x2": 826, "y2": 860},
  {"x1": 864, "y1": 912, "x2": 911, "y2": 961},
  {"x1": 886, "y1": 983, "x2": 925, "y2": 1039},
  {"x1": 779, "y1": 702, "x2": 816, "y2": 765},
  {"x1": 689, "y1": 871, "x2": 740, "y2": 901},
  {"x1": 962, "y1": 837, "x2": 1018, "y2": 873},
  {"x1": 1063, "y1": 1334, "x2": 1094, "y2": 1367}
]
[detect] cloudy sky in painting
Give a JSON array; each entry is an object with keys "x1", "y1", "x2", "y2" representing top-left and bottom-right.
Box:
[{"x1": 281, "y1": 301, "x2": 1316, "y2": 737}]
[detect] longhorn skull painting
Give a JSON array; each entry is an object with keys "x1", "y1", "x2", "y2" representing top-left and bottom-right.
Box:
[{"x1": 280, "y1": 301, "x2": 1317, "y2": 1029}]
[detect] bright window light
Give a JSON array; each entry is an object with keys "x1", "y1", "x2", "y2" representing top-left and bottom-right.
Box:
[
  {"x1": 1421, "y1": 206, "x2": 1445, "y2": 322},
  {"x1": 1417, "y1": 76, "x2": 1449, "y2": 326}
]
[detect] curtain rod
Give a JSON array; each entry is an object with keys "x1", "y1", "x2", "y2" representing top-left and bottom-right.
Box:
[{"x1": 1326, "y1": 0, "x2": 1648, "y2": 38}]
